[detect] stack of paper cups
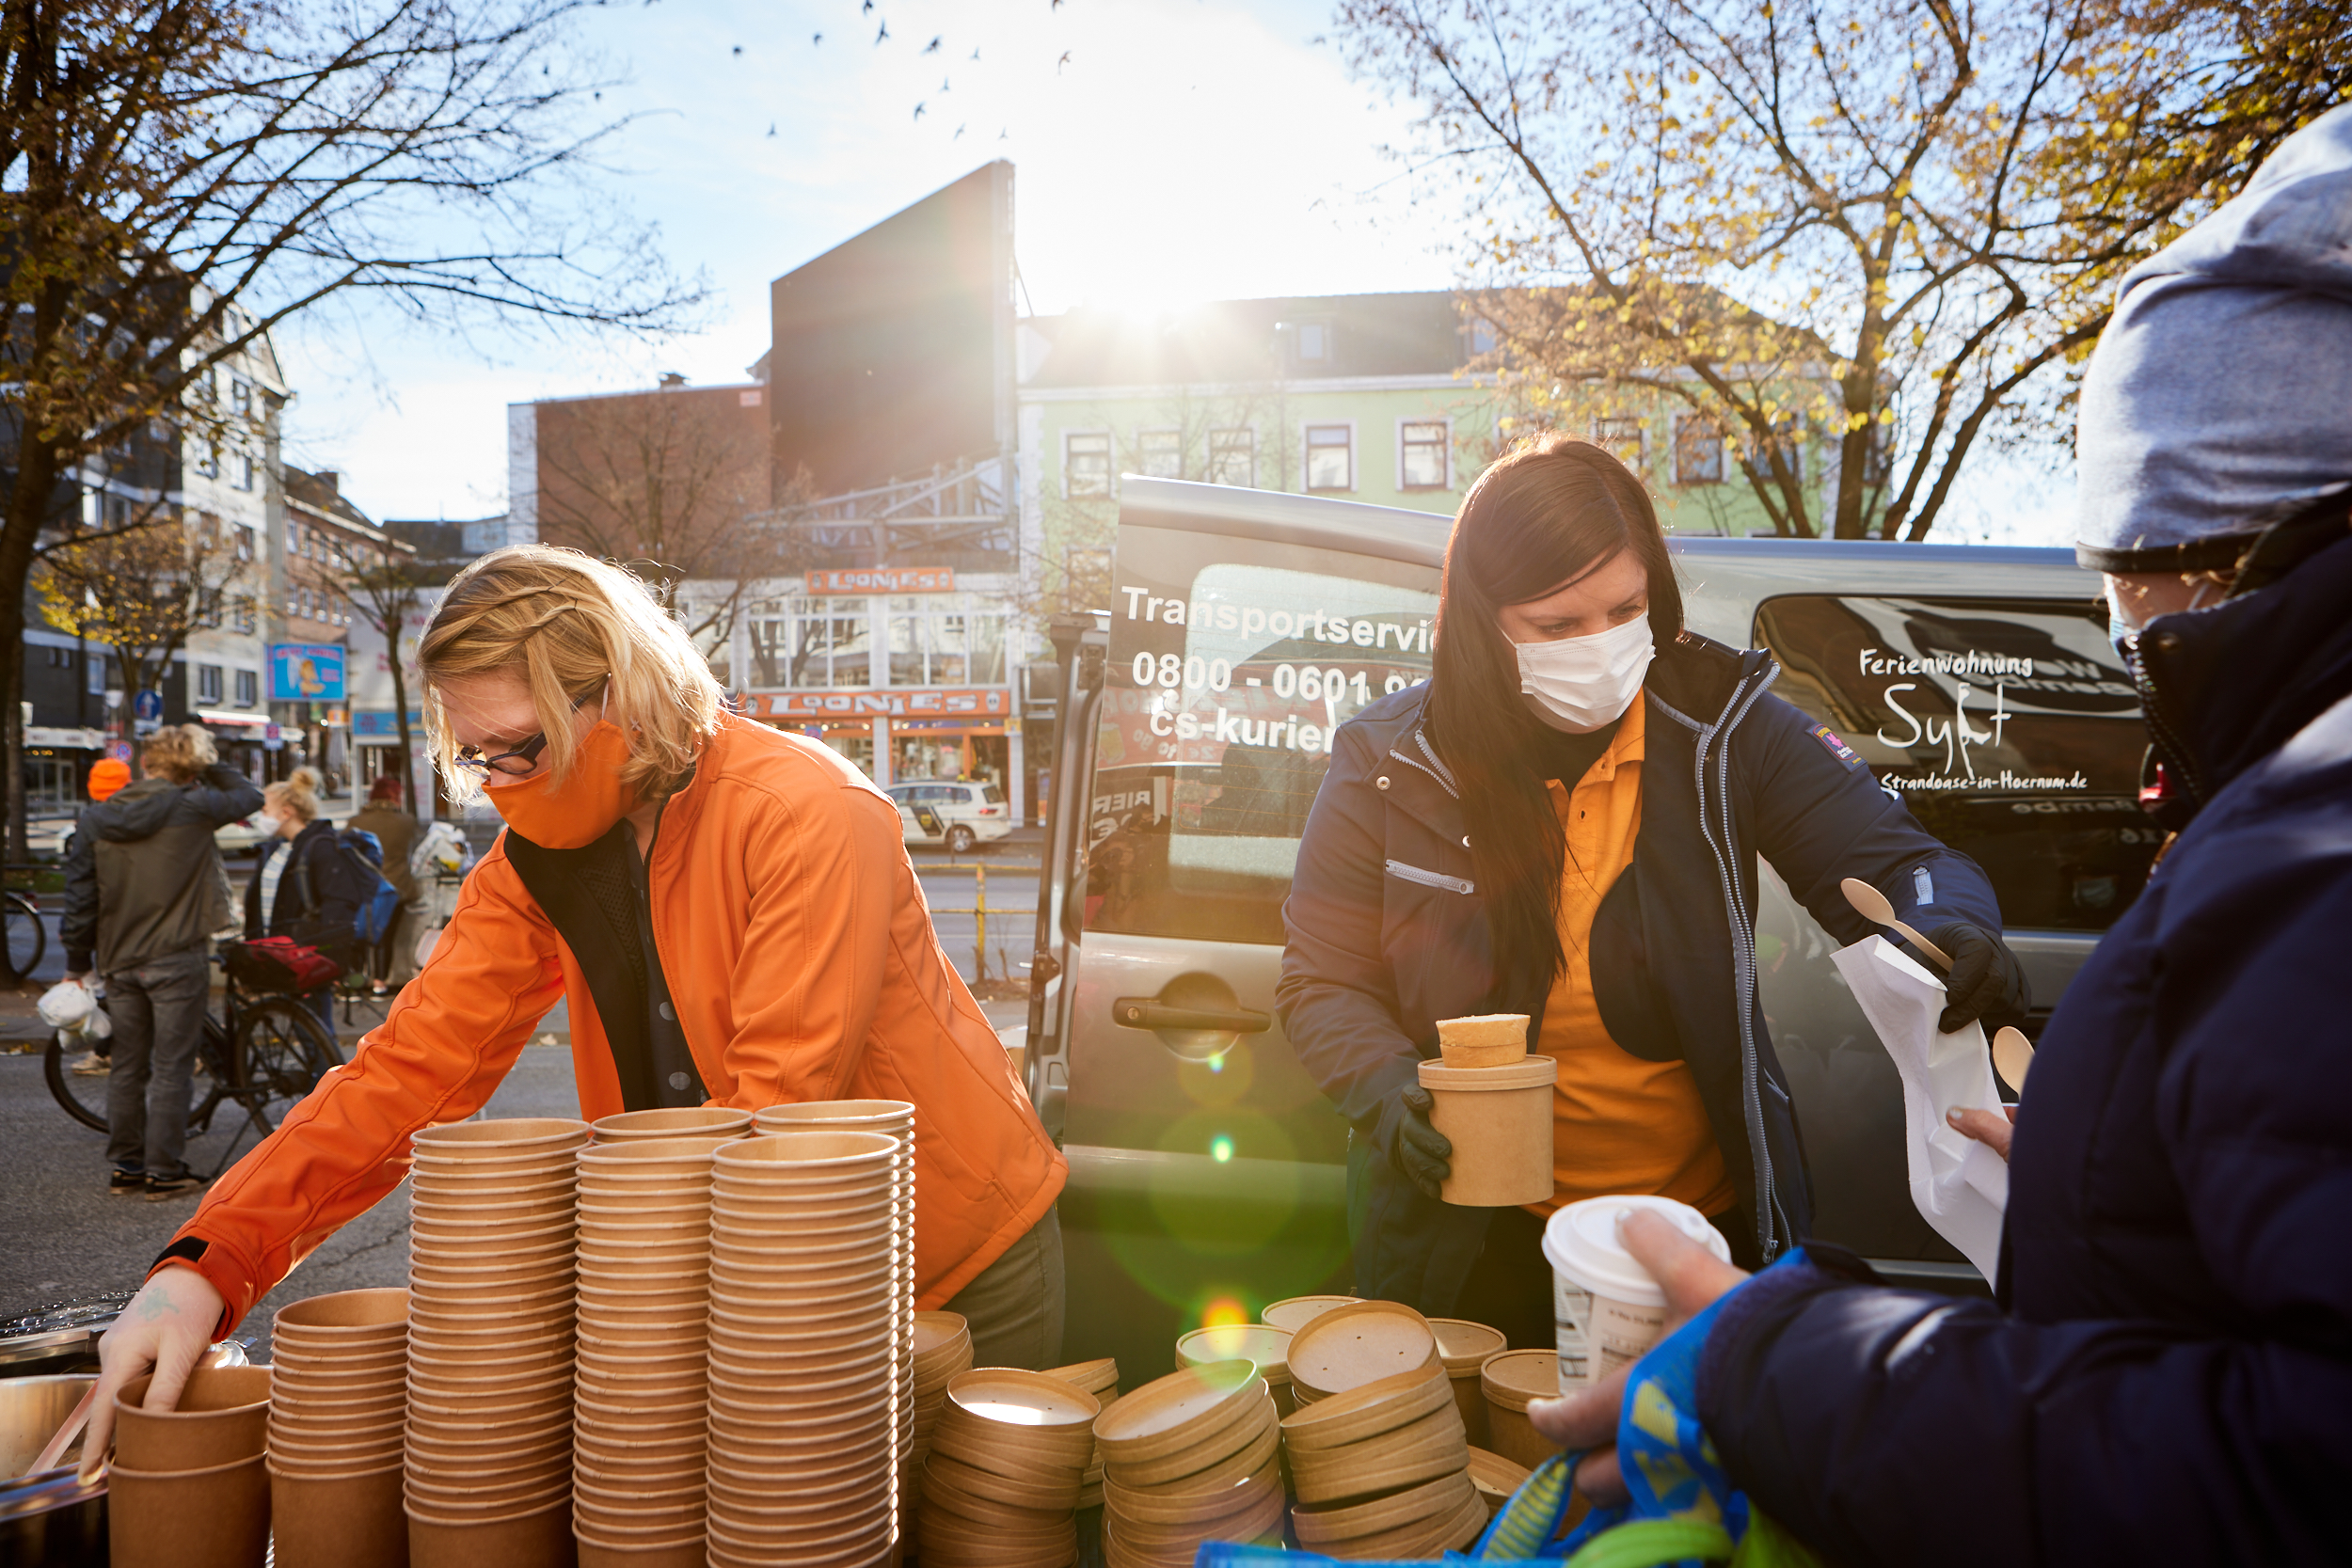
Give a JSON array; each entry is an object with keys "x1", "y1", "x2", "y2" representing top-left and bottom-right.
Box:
[
  {"x1": 706, "y1": 1130, "x2": 904, "y2": 1566},
  {"x1": 752, "y1": 1100, "x2": 917, "y2": 1495},
  {"x1": 266, "y1": 1288, "x2": 410, "y2": 1568},
  {"x1": 591, "y1": 1106, "x2": 755, "y2": 1143},
  {"x1": 572, "y1": 1133, "x2": 723, "y2": 1568},
  {"x1": 403, "y1": 1117, "x2": 590, "y2": 1568}
]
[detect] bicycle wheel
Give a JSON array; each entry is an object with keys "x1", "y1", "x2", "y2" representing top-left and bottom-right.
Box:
[
  {"x1": 6, "y1": 892, "x2": 45, "y2": 979},
  {"x1": 233, "y1": 998, "x2": 344, "y2": 1133},
  {"x1": 43, "y1": 1032, "x2": 110, "y2": 1133}
]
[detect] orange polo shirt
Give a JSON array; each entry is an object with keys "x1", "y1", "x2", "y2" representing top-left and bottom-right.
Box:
[{"x1": 1529, "y1": 696, "x2": 1736, "y2": 1219}]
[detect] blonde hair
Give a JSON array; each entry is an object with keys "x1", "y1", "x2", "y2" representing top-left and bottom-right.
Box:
[
  {"x1": 418, "y1": 544, "x2": 721, "y2": 801},
  {"x1": 141, "y1": 723, "x2": 217, "y2": 784},
  {"x1": 265, "y1": 768, "x2": 324, "y2": 824}
]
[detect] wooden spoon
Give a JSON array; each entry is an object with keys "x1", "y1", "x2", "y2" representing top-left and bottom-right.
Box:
[
  {"x1": 1992, "y1": 1026, "x2": 2035, "y2": 1095},
  {"x1": 1840, "y1": 878, "x2": 1954, "y2": 972}
]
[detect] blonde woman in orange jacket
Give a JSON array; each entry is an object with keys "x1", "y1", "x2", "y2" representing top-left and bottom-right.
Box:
[{"x1": 87, "y1": 546, "x2": 1066, "y2": 1452}]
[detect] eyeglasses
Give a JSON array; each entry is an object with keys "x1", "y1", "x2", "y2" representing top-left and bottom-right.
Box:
[
  {"x1": 453, "y1": 686, "x2": 600, "y2": 779},
  {"x1": 453, "y1": 731, "x2": 554, "y2": 779}
]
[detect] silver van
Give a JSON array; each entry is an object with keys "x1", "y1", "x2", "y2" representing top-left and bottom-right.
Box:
[{"x1": 1023, "y1": 477, "x2": 2153, "y2": 1379}]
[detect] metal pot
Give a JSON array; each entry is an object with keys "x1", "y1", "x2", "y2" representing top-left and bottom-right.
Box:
[{"x1": 1, "y1": 1375, "x2": 106, "y2": 1568}]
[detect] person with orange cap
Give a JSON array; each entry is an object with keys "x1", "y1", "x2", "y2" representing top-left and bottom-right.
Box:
[{"x1": 87, "y1": 756, "x2": 131, "y2": 802}]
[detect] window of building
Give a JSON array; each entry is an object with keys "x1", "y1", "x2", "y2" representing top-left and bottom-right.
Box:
[
  {"x1": 235, "y1": 525, "x2": 254, "y2": 562},
  {"x1": 1135, "y1": 430, "x2": 1184, "y2": 481},
  {"x1": 1207, "y1": 429, "x2": 1255, "y2": 488},
  {"x1": 196, "y1": 443, "x2": 219, "y2": 481},
  {"x1": 196, "y1": 664, "x2": 224, "y2": 704},
  {"x1": 1399, "y1": 420, "x2": 1450, "y2": 490},
  {"x1": 1064, "y1": 431, "x2": 1113, "y2": 498},
  {"x1": 87, "y1": 651, "x2": 106, "y2": 694},
  {"x1": 1593, "y1": 417, "x2": 1645, "y2": 471},
  {"x1": 749, "y1": 596, "x2": 873, "y2": 689},
  {"x1": 231, "y1": 379, "x2": 250, "y2": 417},
  {"x1": 1295, "y1": 322, "x2": 1332, "y2": 363},
  {"x1": 231, "y1": 596, "x2": 255, "y2": 635},
  {"x1": 1304, "y1": 424, "x2": 1354, "y2": 492},
  {"x1": 235, "y1": 668, "x2": 259, "y2": 706},
  {"x1": 889, "y1": 595, "x2": 1008, "y2": 688},
  {"x1": 1673, "y1": 414, "x2": 1726, "y2": 486},
  {"x1": 234, "y1": 452, "x2": 255, "y2": 491}
]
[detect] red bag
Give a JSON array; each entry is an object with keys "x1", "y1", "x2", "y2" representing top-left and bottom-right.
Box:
[{"x1": 226, "y1": 936, "x2": 345, "y2": 995}]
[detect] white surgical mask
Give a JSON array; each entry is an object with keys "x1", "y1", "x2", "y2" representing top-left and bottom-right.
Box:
[
  {"x1": 253, "y1": 813, "x2": 284, "y2": 838},
  {"x1": 1515, "y1": 613, "x2": 1655, "y2": 733}
]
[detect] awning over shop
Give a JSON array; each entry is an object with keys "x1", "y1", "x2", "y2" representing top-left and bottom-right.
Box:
[{"x1": 196, "y1": 709, "x2": 268, "y2": 730}]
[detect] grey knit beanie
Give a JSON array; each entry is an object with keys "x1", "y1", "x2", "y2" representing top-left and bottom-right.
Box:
[{"x1": 2075, "y1": 103, "x2": 2352, "y2": 572}]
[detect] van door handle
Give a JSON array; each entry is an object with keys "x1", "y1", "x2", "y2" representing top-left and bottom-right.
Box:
[{"x1": 1112, "y1": 999, "x2": 1271, "y2": 1034}]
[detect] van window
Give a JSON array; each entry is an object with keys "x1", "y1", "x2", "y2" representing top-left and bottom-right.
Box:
[
  {"x1": 1752, "y1": 594, "x2": 2160, "y2": 930},
  {"x1": 1093, "y1": 557, "x2": 1439, "y2": 945}
]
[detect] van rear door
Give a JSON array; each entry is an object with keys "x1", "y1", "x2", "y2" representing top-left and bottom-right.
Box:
[{"x1": 1028, "y1": 478, "x2": 1448, "y2": 1378}]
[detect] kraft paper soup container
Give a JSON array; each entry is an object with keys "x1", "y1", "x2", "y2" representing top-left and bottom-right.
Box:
[
  {"x1": 577, "y1": 1542, "x2": 705, "y2": 1568},
  {"x1": 1542, "y1": 1193, "x2": 1732, "y2": 1383},
  {"x1": 1284, "y1": 1401, "x2": 1470, "y2": 1505},
  {"x1": 265, "y1": 1338, "x2": 408, "y2": 1370},
  {"x1": 1173, "y1": 1324, "x2": 1292, "y2": 1417},
  {"x1": 268, "y1": 1461, "x2": 406, "y2": 1568},
  {"x1": 115, "y1": 1365, "x2": 273, "y2": 1470},
  {"x1": 273, "y1": 1287, "x2": 409, "y2": 1336},
  {"x1": 109, "y1": 1451, "x2": 271, "y2": 1568},
  {"x1": 1467, "y1": 1445, "x2": 1533, "y2": 1519},
  {"x1": 592, "y1": 1106, "x2": 754, "y2": 1139},
  {"x1": 1429, "y1": 1318, "x2": 1507, "y2": 1447},
  {"x1": 710, "y1": 1128, "x2": 899, "y2": 1175},
  {"x1": 411, "y1": 1116, "x2": 590, "y2": 1153},
  {"x1": 1416, "y1": 1054, "x2": 1560, "y2": 1207},
  {"x1": 402, "y1": 1496, "x2": 574, "y2": 1567},
  {"x1": 1260, "y1": 1294, "x2": 1359, "y2": 1334},
  {"x1": 751, "y1": 1098, "x2": 914, "y2": 1130},
  {"x1": 1479, "y1": 1348, "x2": 1560, "y2": 1471},
  {"x1": 1435, "y1": 1012, "x2": 1532, "y2": 1069}
]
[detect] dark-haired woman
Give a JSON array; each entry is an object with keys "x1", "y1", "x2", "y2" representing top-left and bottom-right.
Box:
[{"x1": 1276, "y1": 435, "x2": 2029, "y2": 1344}]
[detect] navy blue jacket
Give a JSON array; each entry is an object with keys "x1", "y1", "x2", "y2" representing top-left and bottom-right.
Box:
[
  {"x1": 245, "y1": 819, "x2": 371, "y2": 957},
  {"x1": 1698, "y1": 531, "x2": 2352, "y2": 1565},
  {"x1": 1277, "y1": 632, "x2": 2003, "y2": 1309}
]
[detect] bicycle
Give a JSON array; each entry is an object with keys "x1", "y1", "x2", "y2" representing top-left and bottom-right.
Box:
[
  {"x1": 45, "y1": 949, "x2": 344, "y2": 1178},
  {"x1": 4, "y1": 887, "x2": 43, "y2": 980}
]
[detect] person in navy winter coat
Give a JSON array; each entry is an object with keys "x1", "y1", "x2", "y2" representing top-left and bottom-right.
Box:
[{"x1": 1531, "y1": 104, "x2": 2352, "y2": 1565}]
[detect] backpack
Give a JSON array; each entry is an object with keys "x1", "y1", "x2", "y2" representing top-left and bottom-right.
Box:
[{"x1": 295, "y1": 828, "x2": 404, "y2": 947}]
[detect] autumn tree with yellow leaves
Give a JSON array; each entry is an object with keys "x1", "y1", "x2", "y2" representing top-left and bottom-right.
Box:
[
  {"x1": 1341, "y1": 0, "x2": 2350, "y2": 539},
  {"x1": 37, "y1": 503, "x2": 248, "y2": 740}
]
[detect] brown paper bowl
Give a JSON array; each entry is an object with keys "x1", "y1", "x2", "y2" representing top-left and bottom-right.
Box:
[
  {"x1": 1092, "y1": 1360, "x2": 1263, "y2": 1464},
  {"x1": 115, "y1": 1366, "x2": 273, "y2": 1470},
  {"x1": 750, "y1": 1097, "x2": 913, "y2": 1130},
  {"x1": 705, "y1": 1420, "x2": 892, "y2": 1465},
  {"x1": 406, "y1": 1174, "x2": 577, "y2": 1206},
  {"x1": 575, "y1": 1426, "x2": 707, "y2": 1459},
  {"x1": 404, "y1": 1458, "x2": 573, "y2": 1507},
  {"x1": 403, "y1": 1496, "x2": 575, "y2": 1568},
  {"x1": 575, "y1": 1244, "x2": 709, "y2": 1273},
  {"x1": 592, "y1": 1106, "x2": 754, "y2": 1140},
  {"x1": 274, "y1": 1288, "x2": 410, "y2": 1337},
  {"x1": 405, "y1": 1338, "x2": 575, "y2": 1375},
  {"x1": 412, "y1": 1117, "x2": 590, "y2": 1154},
  {"x1": 266, "y1": 1422, "x2": 405, "y2": 1458},
  {"x1": 573, "y1": 1319, "x2": 707, "y2": 1351},
  {"x1": 267, "y1": 1393, "x2": 408, "y2": 1430},
  {"x1": 108, "y1": 1451, "x2": 269, "y2": 1568},
  {"x1": 402, "y1": 1433, "x2": 572, "y2": 1478},
  {"x1": 405, "y1": 1330, "x2": 575, "y2": 1367},
  {"x1": 580, "y1": 1131, "x2": 732, "y2": 1165},
  {"x1": 267, "y1": 1462, "x2": 405, "y2": 1568},
  {"x1": 574, "y1": 1341, "x2": 706, "y2": 1373},
  {"x1": 574, "y1": 1449, "x2": 706, "y2": 1484},
  {"x1": 576, "y1": 1535, "x2": 706, "y2": 1568},
  {"x1": 406, "y1": 1212, "x2": 578, "y2": 1244},
  {"x1": 265, "y1": 1448, "x2": 408, "y2": 1480},
  {"x1": 266, "y1": 1338, "x2": 407, "y2": 1374},
  {"x1": 711, "y1": 1128, "x2": 898, "y2": 1175}
]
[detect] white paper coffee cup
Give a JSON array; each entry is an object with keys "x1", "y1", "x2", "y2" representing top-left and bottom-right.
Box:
[
  {"x1": 1550, "y1": 1274, "x2": 1591, "y2": 1386},
  {"x1": 1541, "y1": 1195, "x2": 1732, "y2": 1385}
]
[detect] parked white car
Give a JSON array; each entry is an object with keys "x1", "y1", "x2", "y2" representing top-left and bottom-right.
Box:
[{"x1": 886, "y1": 780, "x2": 1012, "y2": 854}]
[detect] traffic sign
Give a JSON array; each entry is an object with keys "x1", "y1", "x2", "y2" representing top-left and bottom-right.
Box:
[{"x1": 134, "y1": 689, "x2": 163, "y2": 722}]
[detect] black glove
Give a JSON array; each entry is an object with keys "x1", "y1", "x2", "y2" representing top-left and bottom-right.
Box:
[
  {"x1": 1374, "y1": 1084, "x2": 1453, "y2": 1199},
  {"x1": 1927, "y1": 921, "x2": 2031, "y2": 1034}
]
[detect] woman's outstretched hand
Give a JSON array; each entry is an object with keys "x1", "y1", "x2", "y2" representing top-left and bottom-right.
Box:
[
  {"x1": 1523, "y1": 1209, "x2": 1749, "y2": 1504},
  {"x1": 80, "y1": 1266, "x2": 226, "y2": 1476}
]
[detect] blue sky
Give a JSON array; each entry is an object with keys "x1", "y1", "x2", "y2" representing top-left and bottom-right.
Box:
[
  {"x1": 273, "y1": 0, "x2": 2068, "y2": 542},
  {"x1": 277, "y1": 0, "x2": 1453, "y2": 523}
]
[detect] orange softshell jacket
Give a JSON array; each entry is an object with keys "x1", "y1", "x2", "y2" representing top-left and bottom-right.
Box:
[{"x1": 168, "y1": 715, "x2": 1065, "y2": 1332}]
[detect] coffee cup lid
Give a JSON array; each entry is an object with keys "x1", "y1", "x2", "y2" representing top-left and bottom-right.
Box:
[{"x1": 1540, "y1": 1195, "x2": 1731, "y2": 1307}]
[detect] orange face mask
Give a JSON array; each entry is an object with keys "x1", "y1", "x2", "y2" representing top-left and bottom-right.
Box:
[{"x1": 485, "y1": 720, "x2": 634, "y2": 848}]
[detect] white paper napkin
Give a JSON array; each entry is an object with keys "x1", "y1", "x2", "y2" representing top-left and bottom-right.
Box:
[{"x1": 1830, "y1": 935, "x2": 2010, "y2": 1283}]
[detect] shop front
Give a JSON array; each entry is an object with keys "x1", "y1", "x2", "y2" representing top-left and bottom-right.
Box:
[{"x1": 738, "y1": 688, "x2": 1021, "y2": 814}]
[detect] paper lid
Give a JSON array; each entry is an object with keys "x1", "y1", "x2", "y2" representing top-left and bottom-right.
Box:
[
  {"x1": 1478, "y1": 1349, "x2": 1558, "y2": 1410},
  {"x1": 1427, "y1": 1319, "x2": 1506, "y2": 1371},
  {"x1": 1176, "y1": 1325, "x2": 1291, "y2": 1383},
  {"x1": 1540, "y1": 1195, "x2": 1731, "y2": 1307},
  {"x1": 1287, "y1": 1302, "x2": 1436, "y2": 1397},
  {"x1": 1260, "y1": 1295, "x2": 1359, "y2": 1333}
]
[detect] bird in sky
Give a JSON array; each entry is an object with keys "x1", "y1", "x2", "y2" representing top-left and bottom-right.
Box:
[
  {"x1": 812, "y1": 32, "x2": 821, "y2": 43},
  {"x1": 969, "y1": 46, "x2": 980, "y2": 60},
  {"x1": 922, "y1": 35, "x2": 942, "y2": 53},
  {"x1": 913, "y1": 101, "x2": 926, "y2": 119},
  {"x1": 875, "y1": 19, "x2": 888, "y2": 42},
  {"x1": 940, "y1": 76, "x2": 950, "y2": 91},
  {"x1": 730, "y1": 44, "x2": 742, "y2": 55},
  {"x1": 768, "y1": 121, "x2": 778, "y2": 135},
  {"x1": 862, "y1": 0, "x2": 873, "y2": 10},
  {"x1": 1057, "y1": 50, "x2": 1072, "y2": 71},
  {"x1": 954, "y1": 124, "x2": 966, "y2": 139}
]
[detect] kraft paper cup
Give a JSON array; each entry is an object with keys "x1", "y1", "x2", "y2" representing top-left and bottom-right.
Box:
[
  {"x1": 1479, "y1": 1349, "x2": 1560, "y2": 1471},
  {"x1": 751, "y1": 1099, "x2": 914, "y2": 1133},
  {"x1": 266, "y1": 1338, "x2": 407, "y2": 1372},
  {"x1": 1542, "y1": 1195, "x2": 1731, "y2": 1383},
  {"x1": 1434, "y1": 1013, "x2": 1532, "y2": 1069},
  {"x1": 1429, "y1": 1318, "x2": 1507, "y2": 1447},
  {"x1": 710, "y1": 1128, "x2": 899, "y2": 1177},
  {"x1": 115, "y1": 1366, "x2": 272, "y2": 1470},
  {"x1": 592, "y1": 1106, "x2": 754, "y2": 1140},
  {"x1": 1415, "y1": 1055, "x2": 1560, "y2": 1207},
  {"x1": 411, "y1": 1116, "x2": 591, "y2": 1154},
  {"x1": 109, "y1": 1452, "x2": 270, "y2": 1568},
  {"x1": 577, "y1": 1540, "x2": 705, "y2": 1568},
  {"x1": 274, "y1": 1287, "x2": 410, "y2": 1336},
  {"x1": 269, "y1": 1463, "x2": 405, "y2": 1568},
  {"x1": 403, "y1": 1496, "x2": 574, "y2": 1567}
]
